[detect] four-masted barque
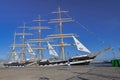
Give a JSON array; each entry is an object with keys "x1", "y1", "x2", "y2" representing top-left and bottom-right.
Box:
[{"x1": 4, "y1": 7, "x2": 111, "y2": 67}]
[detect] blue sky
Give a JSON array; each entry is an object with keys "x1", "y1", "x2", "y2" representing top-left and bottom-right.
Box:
[{"x1": 0, "y1": 0, "x2": 120, "y2": 60}]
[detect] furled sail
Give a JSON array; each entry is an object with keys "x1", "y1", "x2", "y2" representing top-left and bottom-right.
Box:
[
  {"x1": 14, "y1": 51, "x2": 19, "y2": 61},
  {"x1": 12, "y1": 44, "x2": 15, "y2": 51},
  {"x1": 27, "y1": 43, "x2": 35, "y2": 55},
  {"x1": 72, "y1": 36, "x2": 91, "y2": 53},
  {"x1": 47, "y1": 42, "x2": 58, "y2": 57}
]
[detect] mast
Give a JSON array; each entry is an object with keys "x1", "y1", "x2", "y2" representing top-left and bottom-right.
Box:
[
  {"x1": 59, "y1": 7, "x2": 65, "y2": 60},
  {"x1": 49, "y1": 7, "x2": 73, "y2": 60},
  {"x1": 29, "y1": 15, "x2": 50, "y2": 60},
  {"x1": 11, "y1": 32, "x2": 16, "y2": 62},
  {"x1": 16, "y1": 23, "x2": 33, "y2": 63}
]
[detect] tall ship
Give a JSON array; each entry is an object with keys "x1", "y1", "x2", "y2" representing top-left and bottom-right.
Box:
[{"x1": 4, "y1": 7, "x2": 111, "y2": 67}]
